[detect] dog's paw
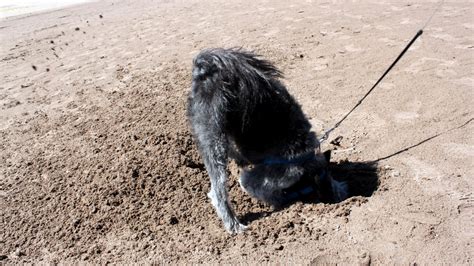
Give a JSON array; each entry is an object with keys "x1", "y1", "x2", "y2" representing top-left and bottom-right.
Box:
[{"x1": 226, "y1": 220, "x2": 248, "y2": 234}]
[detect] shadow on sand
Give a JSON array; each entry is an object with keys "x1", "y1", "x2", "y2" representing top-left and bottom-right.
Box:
[
  {"x1": 329, "y1": 160, "x2": 379, "y2": 198},
  {"x1": 240, "y1": 118, "x2": 474, "y2": 224},
  {"x1": 239, "y1": 160, "x2": 380, "y2": 224}
]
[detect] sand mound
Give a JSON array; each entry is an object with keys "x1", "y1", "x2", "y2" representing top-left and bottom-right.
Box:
[{"x1": 1, "y1": 66, "x2": 385, "y2": 263}]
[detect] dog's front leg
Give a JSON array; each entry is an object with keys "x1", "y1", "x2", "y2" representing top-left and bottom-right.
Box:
[{"x1": 197, "y1": 129, "x2": 247, "y2": 234}]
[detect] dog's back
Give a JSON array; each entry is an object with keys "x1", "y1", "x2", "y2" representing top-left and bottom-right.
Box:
[{"x1": 191, "y1": 48, "x2": 317, "y2": 163}]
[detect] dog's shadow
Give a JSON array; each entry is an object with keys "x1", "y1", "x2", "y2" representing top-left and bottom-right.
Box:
[
  {"x1": 239, "y1": 160, "x2": 379, "y2": 224},
  {"x1": 329, "y1": 160, "x2": 379, "y2": 198}
]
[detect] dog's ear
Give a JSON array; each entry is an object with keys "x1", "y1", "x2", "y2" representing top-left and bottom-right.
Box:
[{"x1": 323, "y1": 150, "x2": 331, "y2": 163}]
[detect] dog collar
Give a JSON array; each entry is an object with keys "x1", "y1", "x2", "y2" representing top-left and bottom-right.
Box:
[
  {"x1": 284, "y1": 168, "x2": 328, "y2": 201},
  {"x1": 261, "y1": 152, "x2": 316, "y2": 166}
]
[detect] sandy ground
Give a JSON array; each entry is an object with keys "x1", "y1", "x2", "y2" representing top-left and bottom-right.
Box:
[{"x1": 1, "y1": 0, "x2": 473, "y2": 264}]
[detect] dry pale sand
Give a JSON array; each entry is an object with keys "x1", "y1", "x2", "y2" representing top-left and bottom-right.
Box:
[{"x1": 1, "y1": 0, "x2": 473, "y2": 264}]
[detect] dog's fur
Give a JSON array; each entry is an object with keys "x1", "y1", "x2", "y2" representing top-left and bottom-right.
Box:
[{"x1": 187, "y1": 48, "x2": 347, "y2": 234}]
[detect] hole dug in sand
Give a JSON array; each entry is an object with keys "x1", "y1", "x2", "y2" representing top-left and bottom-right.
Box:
[{"x1": 229, "y1": 158, "x2": 381, "y2": 225}]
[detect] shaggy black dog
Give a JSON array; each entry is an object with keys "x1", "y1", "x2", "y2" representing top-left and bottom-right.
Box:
[{"x1": 187, "y1": 48, "x2": 347, "y2": 234}]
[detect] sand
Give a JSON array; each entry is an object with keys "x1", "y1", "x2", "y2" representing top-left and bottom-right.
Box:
[{"x1": 1, "y1": 0, "x2": 473, "y2": 264}]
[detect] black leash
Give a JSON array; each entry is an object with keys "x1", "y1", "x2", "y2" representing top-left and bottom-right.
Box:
[
  {"x1": 319, "y1": 1, "x2": 445, "y2": 143},
  {"x1": 372, "y1": 117, "x2": 473, "y2": 162}
]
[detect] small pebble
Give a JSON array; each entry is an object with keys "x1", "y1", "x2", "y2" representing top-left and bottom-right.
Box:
[
  {"x1": 169, "y1": 217, "x2": 179, "y2": 225},
  {"x1": 11, "y1": 248, "x2": 24, "y2": 258}
]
